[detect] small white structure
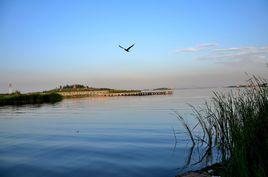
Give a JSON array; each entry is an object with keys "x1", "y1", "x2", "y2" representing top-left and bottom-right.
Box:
[{"x1": 8, "y1": 83, "x2": 12, "y2": 94}]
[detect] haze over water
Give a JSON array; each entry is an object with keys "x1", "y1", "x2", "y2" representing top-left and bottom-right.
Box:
[{"x1": 0, "y1": 89, "x2": 218, "y2": 177}]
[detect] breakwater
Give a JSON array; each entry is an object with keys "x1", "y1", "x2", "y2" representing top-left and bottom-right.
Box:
[{"x1": 58, "y1": 90, "x2": 173, "y2": 98}]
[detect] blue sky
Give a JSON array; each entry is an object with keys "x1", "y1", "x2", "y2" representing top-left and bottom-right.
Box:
[{"x1": 1, "y1": 0, "x2": 268, "y2": 92}]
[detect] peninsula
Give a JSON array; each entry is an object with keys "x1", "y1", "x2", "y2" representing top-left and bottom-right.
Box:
[
  {"x1": 50, "y1": 84, "x2": 173, "y2": 98},
  {"x1": 0, "y1": 84, "x2": 173, "y2": 106}
]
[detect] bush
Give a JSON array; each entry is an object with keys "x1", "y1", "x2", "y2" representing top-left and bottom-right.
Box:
[{"x1": 0, "y1": 92, "x2": 63, "y2": 106}]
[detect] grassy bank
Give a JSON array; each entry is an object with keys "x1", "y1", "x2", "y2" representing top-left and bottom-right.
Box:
[
  {"x1": 0, "y1": 92, "x2": 63, "y2": 106},
  {"x1": 177, "y1": 77, "x2": 268, "y2": 177},
  {"x1": 49, "y1": 84, "x2": 142, "y2": 93},
  {"x1": 107, "y1": 89, "x2": 141, "y2": 93}
]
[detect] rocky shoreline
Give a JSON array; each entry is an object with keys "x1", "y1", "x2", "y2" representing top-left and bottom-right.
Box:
[{"x1": 176, "y1": 163, "x2": 224, "y2": 177}]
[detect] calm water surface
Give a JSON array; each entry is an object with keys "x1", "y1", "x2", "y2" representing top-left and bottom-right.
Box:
[{"x1": 0, "y1": 89, "x2": 219, "y2": 177}]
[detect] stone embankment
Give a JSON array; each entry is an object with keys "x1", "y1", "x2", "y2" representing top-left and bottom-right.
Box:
[{"x1": 58, "y1": 90, "x2": 173, "y2": 98}]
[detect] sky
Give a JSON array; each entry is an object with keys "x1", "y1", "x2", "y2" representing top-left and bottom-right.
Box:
[{"x1": 1, "y1": 0, "x2": 268, "y2": 92}]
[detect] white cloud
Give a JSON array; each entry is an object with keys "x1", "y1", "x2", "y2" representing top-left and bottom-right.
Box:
[
  {"x1": 212, "y1": 47, "x2": 241, "y2": 52},
  {"x1": 197, "y1": 45, "x2": 268, "y2": 66},
  {"x1": 178, "y1": 43, "x2": 218, "y2": 53}
]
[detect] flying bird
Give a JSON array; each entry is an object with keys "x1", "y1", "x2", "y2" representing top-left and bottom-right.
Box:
[{"x1": 119, "y1": 43, "x2": 135, "y2": 52}]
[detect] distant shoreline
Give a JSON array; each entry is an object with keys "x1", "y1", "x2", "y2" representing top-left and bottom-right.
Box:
[
  {"x1": 0, "y1": 88, "x2": 173, "y2": 106},
  {"x1": 49, "y1": 85, "x2": 173, "y2": 98}
]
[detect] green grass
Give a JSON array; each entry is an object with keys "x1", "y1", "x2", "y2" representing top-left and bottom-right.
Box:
[
  {"x1": 53, "y1": 88, "x2": 141, "y2": 93},
  {"x1": 108, "y1": 89, "x2": 141, "y2": 93},
  {"x1": 177, "y1": 76, "x2": 268, "y2": 177},
  {"x1": 54, "y1": 88, "x2": 110, "y2": 92},
  {"x1": 0, "y1": 92, "x2": 63, "y2": 106}
]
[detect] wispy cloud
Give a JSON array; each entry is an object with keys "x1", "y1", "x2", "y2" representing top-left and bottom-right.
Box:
[
  {"x1": 197, "y1": 46, "x2": 268, "y2": 66},
  {"x1": 178, "y1": 43, "x2": 218, "y2": 53}
]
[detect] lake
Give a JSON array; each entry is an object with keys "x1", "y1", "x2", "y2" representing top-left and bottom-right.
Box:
[{"x1": 0, "y1": 88, "x2": 220, "y2": 177}]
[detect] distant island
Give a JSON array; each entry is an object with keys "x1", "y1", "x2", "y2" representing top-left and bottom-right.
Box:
[
  {"x1": 226, "y1": 82, "x2": 267, "y2": 88},
  {"x1": 0, "y1": 84, "x2": 173, "y2": 106}
]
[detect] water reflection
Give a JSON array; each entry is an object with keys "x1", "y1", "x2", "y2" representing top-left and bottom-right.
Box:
[{"x1": 0, "y1": 89, "x2": 223, "y2": 177}]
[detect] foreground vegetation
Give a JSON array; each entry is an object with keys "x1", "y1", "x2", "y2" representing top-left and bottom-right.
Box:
[
  {"x1": 0, "y1": 92, "x2": 63, "y2": 106},
  {"x1": 177, "y1": 76, "x2": 268, "y2": 177}
]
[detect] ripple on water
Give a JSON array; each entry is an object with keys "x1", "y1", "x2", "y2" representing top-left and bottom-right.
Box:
[{"x1": 0, "y1": 90, "x2": 216, "y2": 177}]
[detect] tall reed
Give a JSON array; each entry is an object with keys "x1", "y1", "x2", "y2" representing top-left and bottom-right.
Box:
[{"x1": 177, "y1": 76, "x2": 268, "y2": 177}]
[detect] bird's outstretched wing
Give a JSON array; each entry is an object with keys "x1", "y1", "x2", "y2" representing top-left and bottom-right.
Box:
[
  {"x1": 119, "y1": 45, "x2": 126, "y2": 50},
  {"x1": 126, "y1": 43, "x2": 135, "y2": 51}
]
